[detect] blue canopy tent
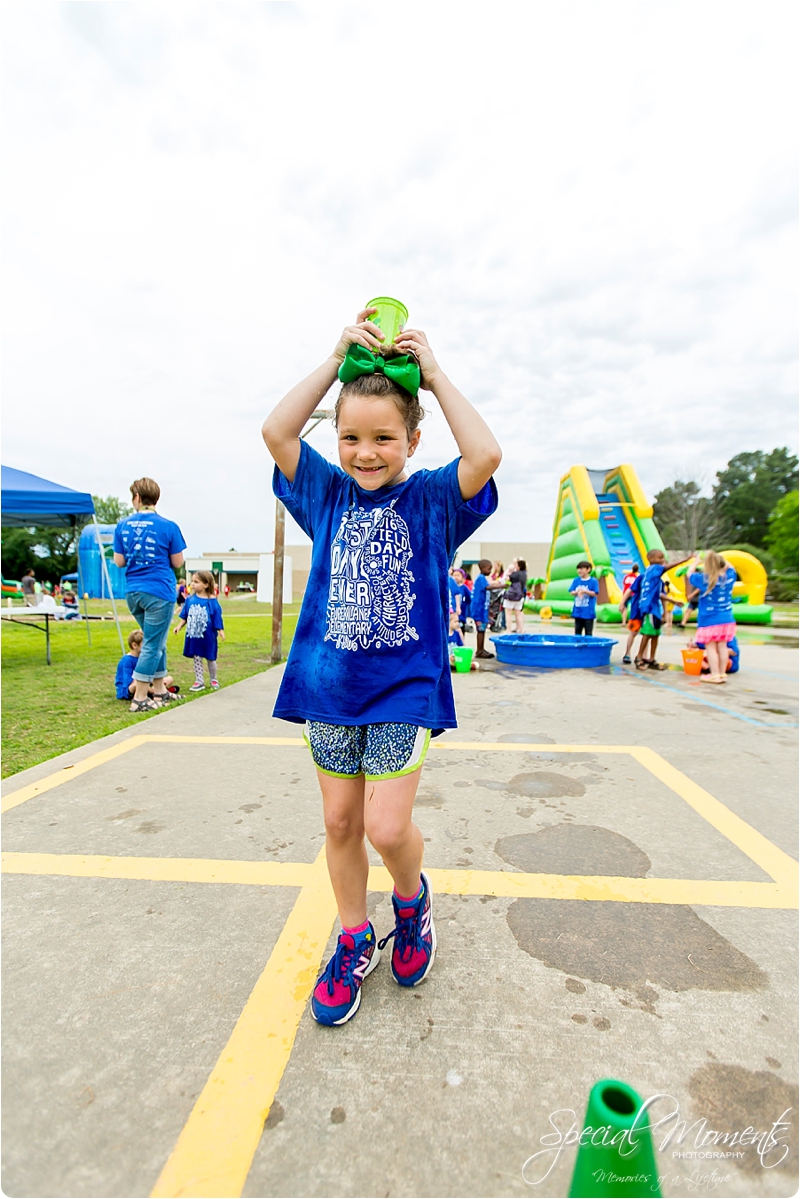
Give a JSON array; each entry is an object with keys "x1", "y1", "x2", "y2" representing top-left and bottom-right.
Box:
[{"x1": 1, "y1": 466, "x2": 124, "y2": 660}]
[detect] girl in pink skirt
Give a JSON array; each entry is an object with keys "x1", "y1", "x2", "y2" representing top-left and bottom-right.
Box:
[{"x1": 687, "y1": 551, "x2": 738, "y2": 683}]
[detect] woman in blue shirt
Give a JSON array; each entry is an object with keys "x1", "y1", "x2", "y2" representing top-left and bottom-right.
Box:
[
  {"x1": 688, "y1": 551, "x2": 737, "y2": 684},
  {"x1": 262, "y1": 305, "x2": 500, "y2": 1027},
  {"x1": 113, "y1": 477, "x2": 187, "y2": 712}
]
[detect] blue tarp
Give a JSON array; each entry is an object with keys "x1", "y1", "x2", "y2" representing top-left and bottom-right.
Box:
[{"x1": 1, "y1": 466, "x2": 95, "y2": 527}]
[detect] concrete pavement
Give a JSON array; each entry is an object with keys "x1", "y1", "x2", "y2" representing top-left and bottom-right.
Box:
[{"x1": 2, "y1": 625, "x2": 797, "y2": 1198}]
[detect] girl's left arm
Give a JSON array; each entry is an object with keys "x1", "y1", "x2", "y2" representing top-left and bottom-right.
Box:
[{"x1": 394, "y1": 328, "x2": 502, "y2": 500}]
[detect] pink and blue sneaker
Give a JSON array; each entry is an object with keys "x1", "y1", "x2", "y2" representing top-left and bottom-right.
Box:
[
  {"x1": 379, "y1": 872, "x2": 436, "y2": 987},
  {"x1": 311, "y1": 924, "x2": 381, "y2": 1026}
]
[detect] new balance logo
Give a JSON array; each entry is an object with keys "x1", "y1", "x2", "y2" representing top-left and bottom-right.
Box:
[
  {"x1": 420, "y1": 906, "x2": 432, "y2": 938},
  {"x1": 352, "y1": 953, "x2": 372, "y2": 981}
]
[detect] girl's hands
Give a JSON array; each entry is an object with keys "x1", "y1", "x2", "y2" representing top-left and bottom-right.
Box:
[
  {"x1": 219, "y1": 631, "x2": 225, "y2": 641},
  {"x1": 331, "y1": 308, "x2": 385, "y2": 364},
  {"x1": 393, "y1": 328, "x2": 442, "y2": 391}
]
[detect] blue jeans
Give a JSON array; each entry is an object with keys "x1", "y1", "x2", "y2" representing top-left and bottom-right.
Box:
[{"x1": 127, "y1": 591, "x2": 174, "y2": 682}]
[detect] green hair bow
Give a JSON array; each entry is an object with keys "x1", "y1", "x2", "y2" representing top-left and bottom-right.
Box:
[{"x1": 337, "y1": 343, "x2": 421, "y2": 397}]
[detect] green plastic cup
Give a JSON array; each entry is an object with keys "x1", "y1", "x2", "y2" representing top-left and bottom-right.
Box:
[
  {"x1": 452, "y1": 646, "x2": 474, "y2": 673},
  {"x1": 365, "y1": 296, "x2": 408, "y2": 349}
]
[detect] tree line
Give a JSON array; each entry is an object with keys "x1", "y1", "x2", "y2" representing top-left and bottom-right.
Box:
[
  {"x1": 652, "y1": 448, "x2": 798, "y2": 599},
  {"x1": 1, "y1": 496, "x2": 132, "y2": 586}
]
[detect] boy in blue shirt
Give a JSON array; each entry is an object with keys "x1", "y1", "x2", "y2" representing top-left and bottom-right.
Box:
[
  {"x1": 115, "y1": 629, "x2": 143, "y2": 699},
  {"x1": 635, "y1": 549, "x2": 692, "y2": 669},
  {"x1": 471, "y1": 558, "x2": 495, "y2": 658},
  {"x1": 569, "y1": 561, "x2": 600, "y2": 635},
  {"x1": 115, "y1": 629, "x2": 177, "y2": 699}
]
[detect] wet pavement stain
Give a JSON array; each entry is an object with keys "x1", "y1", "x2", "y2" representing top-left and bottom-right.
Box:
[
  {"x1": 496, "y1": 824, "x2": 651, "y2": 876},
  {"x1": 498, "y1": 733, "x2": 556, "y2": 743},
  {"x1": 264, "y1": 1101, "x2": 284, "y2": 1129},
  {"x1": 415, "y1": 791, "x2": 443, "y2": 807},
  {"x1": 688, "y1": 1063, "x2": 798, "y2": 1174},
  {"x1": 506, "y1": 772, "x2": 587, "y2": 799},
  {"x1": 506, "y1": 898, "x2": 768, "y2": 992},
  {"x1": 499, "y1": 825, "x2": 768, "y2": 993}
]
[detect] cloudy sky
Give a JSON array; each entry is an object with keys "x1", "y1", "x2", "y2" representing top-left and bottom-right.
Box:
[{"x1": 2, "y1": 2, "x2": 797, "y2": 555}]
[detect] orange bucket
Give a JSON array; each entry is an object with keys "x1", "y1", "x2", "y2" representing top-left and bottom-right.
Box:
[{"x1": 681, "y1": 647, "x2": 704, "y2": 676}]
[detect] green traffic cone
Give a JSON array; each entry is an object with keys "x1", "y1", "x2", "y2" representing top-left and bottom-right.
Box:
[{"x1": 569, "y1": 1079, "x2": 661, "y2": 1197}]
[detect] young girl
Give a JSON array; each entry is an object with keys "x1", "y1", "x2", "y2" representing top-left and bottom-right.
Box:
[
  {"x1": 173, "y1": 570, "x2": 225, "y2": 691},
  {"x1": 687, "y1": 551, "x2": 737, "y2": 683},
  {"x1": 262, "y1": 306, "x2": 501, "y2": 1026}
]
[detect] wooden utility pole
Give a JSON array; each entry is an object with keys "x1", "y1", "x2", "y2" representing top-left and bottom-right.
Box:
[{"x1": 269, "y1": 408, "x2": 331, "y2": 664}]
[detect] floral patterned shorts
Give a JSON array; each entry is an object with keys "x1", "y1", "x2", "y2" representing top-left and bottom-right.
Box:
[{"x1": 305, "y1": 721, "x2": 431, "y2": 780}]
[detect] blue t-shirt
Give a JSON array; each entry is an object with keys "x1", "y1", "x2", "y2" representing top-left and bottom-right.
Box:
[
  {"x1": 471, "y1": 574, "x2": 490, "y2": 624},
  {"x1": 569, "y1": 575, "x2": 599, "y2": 619},
  {"x1": 689, "y1": 567, "x2": 736, "y2": 627},
  {"x1": 458, "y1": 582, "x2": 471, "y2": 620},
  {"x1": 115, "y1": 653, "x2": 138, "y2": 698},
  {"x1": 114, "y1": 512, "x2": 186, "y2": 604},
  {"x1": 179, "y1": 595, "x2": 224, "y2": 660},
  {"x1": 448, "y1": 575, "x2": 461, "y2": 613},
  {"x1": 638, "y1": 563, "x2": 666, "y2": 617},
  {"x1": 627, "y1": 573, "x2": 643, "y2": 622},
  {"x1": 272, "y1": 440, "x2": 498, "y2": 730},
  {"x1": 448, "y1": 627, "x2": 464, "y2": 646}
]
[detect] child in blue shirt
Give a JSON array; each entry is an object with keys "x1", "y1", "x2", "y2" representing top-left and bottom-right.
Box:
[
  {"x1": 115, "y1": 629, "x2": 144, "y2": 699},
  {"x1": 173, "y1": 570, "x2": 225, "y2": 691},
  {"x1": 115, "y1": 629, "x2": 176, "y2": 699},
  {"x1": 619, "y1": 572, "x2": 643, "y2": 664},
  {"x1": 448, "y1": 609, "x2": 464, "y2": 647},
  {"x1": 569, "y1": 561, "x2": 600, "y2": 635},
  {"x1": 635, "y1": 548, "x2": 692, "y2": 669},
  {"x1": 471, "y1": 558, "x2": 495, "y2": 657},
  {"x1": 262, "y1": 304, "x2": 501, "y2": 1027},
  {"x1": 687, "y1": 551, "x2": 737, "y2": 683}
]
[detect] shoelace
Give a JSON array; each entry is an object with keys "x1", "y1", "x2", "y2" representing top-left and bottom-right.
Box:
[
  {"x1": 321, "y1": 938, "x2": 357, "y2": 996},
  {"x1": 378, "y1": 908, "x2": 421, "y2": 962}
]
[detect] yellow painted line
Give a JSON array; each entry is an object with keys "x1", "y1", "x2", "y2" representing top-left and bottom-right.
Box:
[
  {"x1": 368, "y1": 866, "x2": 795, "y2": 908},
  {"x1": 1, "y1": 737, "x2": 148, "y2": 813},
  {"x1": 150, "y1": 849, "x2": 338, "y2": 1199},
  {"x1": 141, "y1": 735, "x2": 306, "y2": 746},
  {"x1": 630, "y1": 747, "x2": 799, "y2": 890},
  {"x1": 425, "y1": 869, "x2": 795, "y2": 908},
  {"x1": 1, "y1": 853, "x2": 315, "y2": 889},
  {"x1": 433, "y1": 741, "x2": 631, "y2": 752},
  {"x1": 4, "y1": 854, "x2": 795, "y2": 911}
]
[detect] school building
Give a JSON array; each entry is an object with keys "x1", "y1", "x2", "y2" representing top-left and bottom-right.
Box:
[{"x1": 187, "y1": 542, "x2": 549, "y2": 601}]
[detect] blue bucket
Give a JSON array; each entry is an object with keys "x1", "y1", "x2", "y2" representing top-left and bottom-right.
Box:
[{"x1": 490, "y1": 633, "x2": 616, "y2": 668}]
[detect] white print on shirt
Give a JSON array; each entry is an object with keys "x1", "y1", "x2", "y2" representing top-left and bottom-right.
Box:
[
  {"x1": 186, "y1": 603, "x2": 210, "y2": 639},
  {"x1": 123, "y1": 518, "x2": 160, "y2": 564},
  {"x1": 325, "y1": 500, "x2": 418, "y2": 652}
]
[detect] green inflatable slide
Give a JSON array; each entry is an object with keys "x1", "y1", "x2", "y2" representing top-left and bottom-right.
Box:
[{"x1": 527, "y1": 465, "x2": 772, "y2": 625}]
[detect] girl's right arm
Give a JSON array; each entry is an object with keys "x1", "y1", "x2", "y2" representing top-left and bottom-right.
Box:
[{"x1": 261, "y1": 310, "x2": 383, "y2": 483}]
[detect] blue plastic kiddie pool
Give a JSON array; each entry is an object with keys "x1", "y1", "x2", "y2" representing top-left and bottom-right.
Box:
[{"x1": 490, "y1": 633, "x2": 616, "y2": 668}]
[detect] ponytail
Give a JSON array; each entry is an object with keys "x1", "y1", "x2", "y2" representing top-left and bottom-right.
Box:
[{"x1": 702, "y1": 551, "x2": 728, "y2": 595}]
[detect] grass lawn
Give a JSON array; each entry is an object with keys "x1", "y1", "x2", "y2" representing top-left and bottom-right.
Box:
[{"x1": 1, "y1": 598, "x2": 300, "y2": 780}]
